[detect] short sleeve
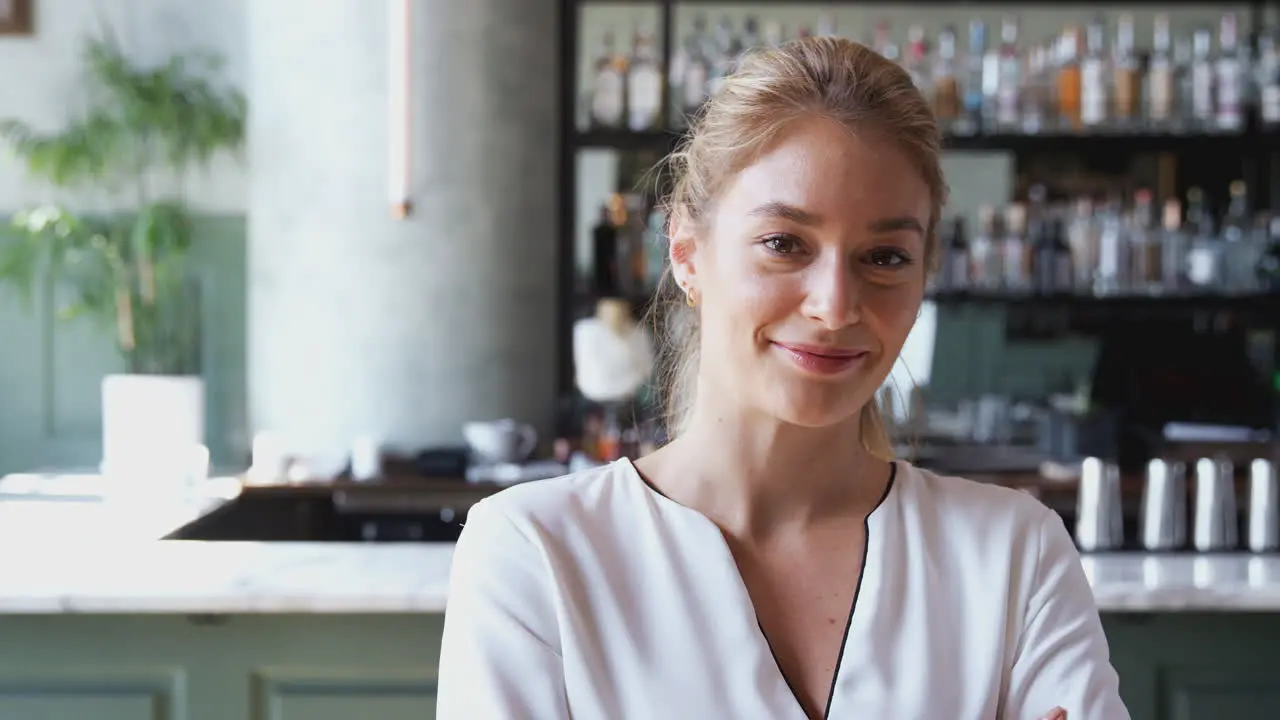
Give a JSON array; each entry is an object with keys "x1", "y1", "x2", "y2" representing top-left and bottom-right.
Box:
[
  {"x1": 1001, "y1": 509, "x2": 1131, "y2": 720},
  {"x1": 436, "y1": 498, "x2": 570, "y2": 719}
]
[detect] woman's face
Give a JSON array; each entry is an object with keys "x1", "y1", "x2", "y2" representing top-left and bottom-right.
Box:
[{"x1": 672, "y1": 116, "x2": 932, "y2": 429}]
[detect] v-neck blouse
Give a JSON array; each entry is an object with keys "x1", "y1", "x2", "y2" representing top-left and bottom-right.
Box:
[{"x1": 436, "y1": 459, "x2": 1130, "y2": 720}]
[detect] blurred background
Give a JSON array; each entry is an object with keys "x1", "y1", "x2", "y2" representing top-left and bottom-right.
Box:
[{"x1": 1, "y1": 1, "x2": 1279, "y2": 718}]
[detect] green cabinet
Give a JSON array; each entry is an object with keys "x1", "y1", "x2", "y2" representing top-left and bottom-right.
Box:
[
  {"x1": 0, "y1": 611, "x2": 1277, "y2": 719},
  {"x1": 0, "y1": 614, "x2": 440, "y2": 720},
  {"x1": 1104, "y1": 613, "x2": 1280, "y2": 720}
]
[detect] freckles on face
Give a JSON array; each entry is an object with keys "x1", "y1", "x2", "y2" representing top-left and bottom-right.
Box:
[{"x1": 694, "y1": 116, "x2": 933, "y2": 425}]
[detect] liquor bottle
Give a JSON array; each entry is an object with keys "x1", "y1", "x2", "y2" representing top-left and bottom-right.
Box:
[
  {"x1": 1214, "y1": 13, "x2": 1245, "y2": 133},
  {"x1": 1111, "y1": 14, "x2": 1140, "y2": 131},
  {"x1": 592, "y1": 204, "x2": 620, "y2": 297},
  {"x1": 1190, "y1": 28, "x2": 1215, "y2": 131},
  {"x1": 1093, "y1": 199, "x2": 1127, "y2": 296},
  {"x1": 1057, "y1": 27, "x2": 1083, "y2": 131},
  {"x1": 955, "y1": 19, "x2": 986, "y2": 136},
  {"x1": 816, "y1": 12, "x2": 837, "y2": 38},
  {"x1": 1184, "y1": 187, "x2": 1223, "y2": 289},
  {"x1": 1259, "y1": 31, "x2": 1280, "y2": 129},
  {"x1": 1002, "y1": 203, "x2": 1030, "y2": 291},
  {"x1": 933, "y1": 26, "x2": 961, "y2": 134},
  {"x1": 944, "y1": 216, "x2": 971, "y2": 290},
  {"x1": 905, "y1": 25, "x2": 930, "y2": 93},
  {"x1": 627, "y1": 24, "x2": 663, "y2": 132},
  {"x1": 764, "y1": 20, "x2": 785, "y2": 48},
  {"x1": 1080, "y1": 16, "x2": 1109, "y2": 130},
  {"x1": 1147, "y1": 14, "x2": 1176, "y2": 131},
  {"x1": 1160, "y1": 198, "x2": 1188, "y2": 293},
  {"x1": 969, "y1": 204, "x2": 1002, "y2": 289},
  {"x1": 590, "y1": 30, "x2": 627, "y2": 129},
  {"x1": 741, "y1": 16, "x2": 762, "y2": 52},
  {"x1": 708, "y1": 17, "x2": 740, "y2": 97},
  {"x1": 1128, "y1": 190, "x2": 1160, "y2": 293},
  {"x1": 1220, "y1": 180, "x2": 1256, "y2": 292},
  {"x1": 1067, "y1": 198, "x2": 1097, "y2": 291},
  {"x1": 1257, "y1": 215, "x2": 1280, "y2": 291},
  {"x1": 1020, "y1": 44, "x2": 1051, "y2": 135},
  {"x1": 996, "y1": 15, "x2": 1022, "y2": 132},
  {"x1": 672, "y1": 14, "x2": 712, "y2": 121}
]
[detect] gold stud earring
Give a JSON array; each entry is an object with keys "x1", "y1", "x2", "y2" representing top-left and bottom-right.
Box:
[{"x1": 686, "y1": 288, "x2": 697, "y2": 307}]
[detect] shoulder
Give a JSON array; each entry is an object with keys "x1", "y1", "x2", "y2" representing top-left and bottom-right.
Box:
[
  {"x1": 898, "y1": 461, "x2": 1056, "y2": 523},
  {"x1": 460, "y1": 460, "x2": 637, "y2": 548},
  {"x1": 893, "y1": 461, "x2": 1066, "y2": 563}
]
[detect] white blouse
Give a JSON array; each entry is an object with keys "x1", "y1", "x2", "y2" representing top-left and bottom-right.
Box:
[{"x1": 436, "y1": 459, "x2": 1130, "y2": 719}]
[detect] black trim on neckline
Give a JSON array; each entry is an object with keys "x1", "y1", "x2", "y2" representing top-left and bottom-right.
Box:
[
  {"x1": 822, "y1": 460, "x2": 897, "y2": 720},
  {"x1": 629, "y1": 456, "x2": 900, "y2": 720}
]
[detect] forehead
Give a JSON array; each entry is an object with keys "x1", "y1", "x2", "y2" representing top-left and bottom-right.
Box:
[{"x1": 716, "y1": 116, "x2": 931, "y2": 227}]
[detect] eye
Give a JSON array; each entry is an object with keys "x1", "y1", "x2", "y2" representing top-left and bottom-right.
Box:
[
  {"x1": 866, "y1": 247, "x2": 913, "y2": 267},
  {"x1": 761, "y1": 234, "x2": 801, "y2": 255}
]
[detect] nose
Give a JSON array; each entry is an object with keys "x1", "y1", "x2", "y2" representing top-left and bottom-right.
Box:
[{"x1": 800, "y1": 252, "x2": 862, "y2": 330}]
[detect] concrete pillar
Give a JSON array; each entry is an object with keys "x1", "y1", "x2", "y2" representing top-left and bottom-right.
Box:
[{"x1": 246, "y1": 0, "x2": 559, "y2": 469}]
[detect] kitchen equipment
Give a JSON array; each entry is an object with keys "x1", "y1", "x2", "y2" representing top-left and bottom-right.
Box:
[
  {"x1": 463, "y1": 419, "x2": 538, "y2": 465},
  {"x1": 350, "y1": 435, "x2": 382, "y2": 482},
  {"x1": 1139, "y1": 458, "x2": 1187, "y2": 551},
  {"x1": 1248, "y1": 458, "x2": 1278, "y2": 552},
  {"x1": 1075, "y1": 457, "x2": 1124, "y2": 551},
  {"x1": 1193, "y1": 457, "x2": 1239, "y2": 551}
]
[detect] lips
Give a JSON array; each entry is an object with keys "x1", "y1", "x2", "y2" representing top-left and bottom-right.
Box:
[{"x1": 772, "y1": 342, "x2": 869, "y2": 376}]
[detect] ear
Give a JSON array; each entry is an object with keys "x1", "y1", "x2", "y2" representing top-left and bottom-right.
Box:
[{"x1": 667, "y1": 209, "x2": 699, "y2": 293}]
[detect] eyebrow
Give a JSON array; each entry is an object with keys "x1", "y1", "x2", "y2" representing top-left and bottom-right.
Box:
[
  {"x1": 868, "y1": 216, "x2": 925, "y2": 236},
  {"x1": 748, "y1": 201, "x2": 823, "y2": 226},
  {"x1": 749, "y1": 201, "x2": 925, "y2": 236}
]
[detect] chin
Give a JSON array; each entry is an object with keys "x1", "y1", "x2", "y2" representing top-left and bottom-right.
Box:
[{"x1": 761, "y1": 382, "x2": 868, "y2": 429}]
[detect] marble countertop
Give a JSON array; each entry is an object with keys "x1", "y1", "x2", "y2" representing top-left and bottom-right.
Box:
[{"x1": 3, "y1": 472, "x2": 1280, "y2": 614}]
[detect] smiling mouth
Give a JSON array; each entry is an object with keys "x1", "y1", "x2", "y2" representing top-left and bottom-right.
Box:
[{"x1": 771, "y1": 342, "x2": 870, "y2": 376}]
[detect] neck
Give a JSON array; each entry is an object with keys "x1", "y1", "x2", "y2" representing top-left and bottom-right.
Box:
[{"x1": 655, "y1": 397, "x2": 889, "y2": 539}]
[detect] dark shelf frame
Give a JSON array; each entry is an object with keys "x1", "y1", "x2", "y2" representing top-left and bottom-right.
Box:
[{"x1": 557, "y1": 0, "x2": 1280, "y2": 401}]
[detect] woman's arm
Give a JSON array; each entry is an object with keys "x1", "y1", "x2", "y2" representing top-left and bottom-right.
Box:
[
  {"x1": 1002, "y1": 508, "x2": 1131, "y2": 720},
  {"x1": 436, "y1": 498, "x2": 570, "y2": 719}
]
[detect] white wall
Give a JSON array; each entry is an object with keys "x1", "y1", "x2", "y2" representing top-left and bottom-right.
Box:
[{"x1": 0, "y1": 0, "x2": 248, "y2": 213}]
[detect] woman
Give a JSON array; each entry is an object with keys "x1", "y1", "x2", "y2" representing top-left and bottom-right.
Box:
[{"x1": 437, "y1": 37, "x2": 1128, "y2": 720}]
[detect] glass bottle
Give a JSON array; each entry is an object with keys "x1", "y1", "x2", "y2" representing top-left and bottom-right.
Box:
[
  {"x1": 1067, "y1": 197, "x2": 1098, "y2": 292},
  {"x1": 1146, "y1": 14, "x2": 1176, "y2": 131},
  {"x1": 970, "y1": 204, "x2": 1002, "y2": 289},
  {"x1": 707, "y1": 17, "x2": 740, "y2": 97},
  {"x1": 996, "y1": 16, "x2": 1022, "y2": 132},
  {"x1": 673, "y1": 15, "x2": 712, "y2": 121},
  {"x1": 627, "y1": 24, "x2": 663, "y2": 132},
  {"x1": 1003, "y1": 203, "x2": 1030, "y2": 292},
  {"x1": 955, "y1": 19, "x2": 986, "y2": 136},
  {"x1": 1220, "y1": 180, "x2": 1255, "y2": 292},
  {"x1": 1184, "y1": 187, "x2": 1223, "y2": 290},
  {"x1": 1160, "y1": 198, "x2": 1188, "y2": 293},
  {"x1": 1057, "y1": 27, "x2": 1083, "y2": 132},
  {"x1": 1111, "y1": 14, "x2": 1140, "y2": 131},
  {"x1": 590, "y1": 30, "x2": 627, "y2": 129},
  {"x1": 905, "y1": 25, "x2": 930, "y2": 93},
  {"x1": 942, "y1": 216, "x2": 971, "y2": 291},
  {"x1": 1021, "y1": 44, "x2": 1050, "y2": 135},
  {"x1": 1190, "y1": 28, "x2": 1215, "y2": 131},
  {"x1": 1259, "y1": 30, "x2": 1280, "y2": 129},
  {"x1": 933, "y1": 26, "x2": 961, "y2": 134},
  {"x1": 1093, "y1": 199, "x2": 1127, "y2": 296},
  {"x1": 1214, "y1": 13, "x2": 1245, "y2": 133},
  {"x1": 1080, "y1": 16, "x2": 1109, "y2": 131},
  {"x1": 1128, "y1": 189, "x2": 1159, "y2": 294},
  {"x1": 1256, "y1": 215, "x2": 1280, "y2": 291}
]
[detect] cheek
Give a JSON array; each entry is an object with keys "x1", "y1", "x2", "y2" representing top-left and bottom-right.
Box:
[{"x1": 864, "y1": 285, "x2": 922, "y2": 347}]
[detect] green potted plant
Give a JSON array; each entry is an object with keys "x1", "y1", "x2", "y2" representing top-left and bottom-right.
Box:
[{"x1": 0, "y1": 33, "x2": 245, "y2": 479}]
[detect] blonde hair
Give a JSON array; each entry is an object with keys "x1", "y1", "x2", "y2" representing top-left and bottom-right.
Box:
[{"x1": 653, "y1": 37, "x2": 948, "y2": 458}]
